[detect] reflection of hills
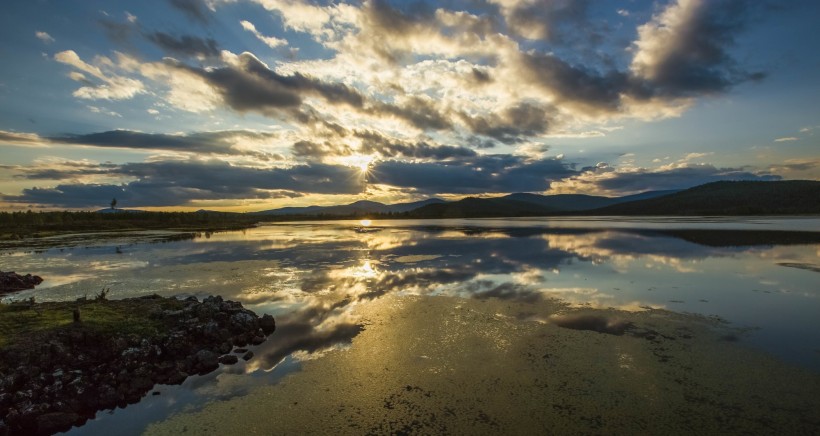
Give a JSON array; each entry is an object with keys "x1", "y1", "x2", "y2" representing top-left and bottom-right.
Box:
[
  {"x1": 657, "y1": 229, "x2": 820, "y2": 247},
  {"x1": 408, "y1": 226, "x2": 820, "y2": 248}
]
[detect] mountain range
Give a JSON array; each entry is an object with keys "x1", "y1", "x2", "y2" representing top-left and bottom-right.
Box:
[
  {"x1": 100, "y1": 181, "x2": 820, "y2": 217},
  {"x1": 252, "y1": 189, "x2": 681, "y2": 217}
]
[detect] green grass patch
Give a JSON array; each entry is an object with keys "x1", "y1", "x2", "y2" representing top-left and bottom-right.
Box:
[{"x1": 0, "y1": 297, "x2": 187, "y2": 348}]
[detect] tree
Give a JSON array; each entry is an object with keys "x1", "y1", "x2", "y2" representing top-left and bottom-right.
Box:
[{"x1": 110, "y1": 198, "x2": 117, "y2": 210}]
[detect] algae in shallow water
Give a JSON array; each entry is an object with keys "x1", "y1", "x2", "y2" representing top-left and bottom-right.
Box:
[{"x1": 146, "y1": 295, "x2": 820, "y2": 435}]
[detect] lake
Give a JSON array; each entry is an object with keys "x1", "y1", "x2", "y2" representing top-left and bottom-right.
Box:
[{"x1": 2, "y1": 217, "x2": 820, "y2": 434}]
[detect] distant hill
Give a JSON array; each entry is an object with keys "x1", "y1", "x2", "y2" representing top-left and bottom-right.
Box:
[
  {"x1": 251, "y1": 181, "x2": 820, "y2": 219},
  {"x1": 407, "y1": 190, "x2": 680, "y2": 218},
  {"x1": 501, "y1": 190, "x2": 679, "y2": 212},
  {"x1": 253, "y1": 198, "x2": 445, "y2": 216},
  {"x1": 589, "y1": 181, "x2": 820, "y2": 215},
  {"x1": 408, "y1": 197, "x2": 555, "y2": 218}
]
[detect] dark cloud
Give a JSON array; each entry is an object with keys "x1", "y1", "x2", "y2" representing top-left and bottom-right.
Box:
[
  {"x1": 470, "y1": 67, "x2": 492, "y2": 84},
  {"x1": 146, "y1": 32, "x2": 220, "y2": 58},
  {"x1": 370, "y1": 96, "x2": 452, "y2": 131},
  {"x1": 16, "y1": 161, "x2": 119, "y2": 180},
  {"x1": 630, "y1": 0, "x2": 766, "y2": 96},
  {"x1": 519, "y1": 52, "x2": 641, "y2": 112},
  {"x1": 461, "y1": 102, "x2": 553, "y2": 143},
  {"x1": 48, "y1": 129, "x2": 280, "y2": 159},
  {"x1": 371, "y1": 155, "x2": 575, "y2": 194},
  {"x1": 291, "y1": 140, "x2": 354, "y2": 159},
  {"x1": 172, "y1": 52, "x2": 456, "y2": 132},
  {"x1": 99, "y1": 19, "x2": 136, "y2": 43},
  {"x1": 167, "y1": 0, "x2": 212, "y2": 24},
  {"x1": 500, "y1": 0, "x2": 592, "y2": 42},
  {"x1": 3, "y1": 160, "x2": 365, "y2": 207},
  {"x1": 356, "y1": 130, "x2": 477, "y2": 160},
  {"x1": 173, "y1": 52, "x2": 364, "y2": 117}
]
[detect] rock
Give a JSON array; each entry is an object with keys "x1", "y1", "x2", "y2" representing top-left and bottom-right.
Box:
[
  {"x1": 35, "y1": 412, "x2": 79, "y2": 435},
  {"x1": 230, "y1": 312, "x2": 258, "y2": 332},
  {"x1": 0, "y1": 271, "x2": 44, "y2": 293},
  {"x1": 0, "y1": 294, "x2": 266, "y2": 435},
  {"x1": 260, "y1": 314, "x2": 276, "y2": 335},
  {"x1": 195, "y1": 350, "x2": 219, "y2": 374},
  {"x1": 218, "y1": 354, "x2": 239, "y2": 365},
  {"x1": 167, "y1": 371, "x2": 188, "y2": 385}
]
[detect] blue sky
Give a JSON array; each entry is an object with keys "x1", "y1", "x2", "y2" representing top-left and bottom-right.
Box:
[{"x1": 0, "y1": 0, "x2": 818, "y2": 211}]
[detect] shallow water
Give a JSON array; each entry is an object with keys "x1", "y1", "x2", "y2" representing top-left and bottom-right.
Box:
[{"x1": 2, "y1": 217, "x2": 819, "y2": 434}]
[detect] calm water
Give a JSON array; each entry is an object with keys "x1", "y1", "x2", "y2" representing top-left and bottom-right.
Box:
[{"x1": 2, "y1": 217, "x2": 819, "y2": 434}]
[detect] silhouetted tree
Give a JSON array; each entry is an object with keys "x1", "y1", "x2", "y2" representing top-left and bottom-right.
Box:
[{"x1": 110, "y1": 198, "x2": 117, "y2": 210}]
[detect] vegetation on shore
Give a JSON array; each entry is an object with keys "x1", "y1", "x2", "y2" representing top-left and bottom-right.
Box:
[
  {"x1": 0, "y1": 292, "x2": 179, "y2": 348},
  {"x1": 0, "y1": 211, "x2": 257, "y2": 241}
]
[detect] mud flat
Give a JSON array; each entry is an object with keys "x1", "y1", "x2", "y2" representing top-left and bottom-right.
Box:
[{"x1": 147, "y1": 294, "x2": 820, "y2": 435}]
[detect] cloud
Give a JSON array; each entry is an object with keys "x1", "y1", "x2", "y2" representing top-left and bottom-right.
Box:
[
  {"x1": 0, "y1": 130, "x2": 47, "y2": 146},
  {"x1": 488, "y1": 0, "x2": 592, "y2": 42},
  {"x1": 35, "y1": 31, "x2": 55, "y2": 44},
  {"x1": 48, "y1": 129, "x2": 282, "y2": 159},
  {"x1": 54, "y1": 50, "x2": 145, "y2": 100},
  {"x1": 460, "y1": 102, "x2": 553, "y2": 143},
  {"x1": 168, "y1": 0, "x2": 213, "y2": 24},
  {"x1": 371, "y1": 155, "x2": 575, "y2": 194},
  {"x1": 0, "y1": 128, "x2": 281, "y2": 159},
  {"x1": 240, "y1": 20, "x2": 288, "y2": 49},
  {"x1": 145, "y1": 32, "x2": 220, "y2": 58},
  {"x1": 774, "y1": 137, "x2": 798, "y2": 142},
  {"x1": 550, "y1": 163, "x2": 781, "y2": 195},
  {"x1": 630, "y1": 0, "x2": 765, "y2": 96},
  {"x1": 3, "y1": 159, "x2": 365, "y2": 207},
  {"x1": 356, "y1": 130, "x2": 477, "y2": 160},
  {"x1": 10, "y1": 159, "x2": 119, "y2": 181},
  {"x1": 172, "y1": 52, "x2": 364, "y2": 118}
]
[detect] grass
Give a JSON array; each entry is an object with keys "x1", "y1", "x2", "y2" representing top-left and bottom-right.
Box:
[{"x1": 0, "y1": 297, "x2": 187, "y2": 348}]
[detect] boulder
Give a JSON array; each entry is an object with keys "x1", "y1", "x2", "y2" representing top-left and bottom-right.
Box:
[
  {"x1": 0, "y1": 271, "x2": 44, "y2": 293},
  {"x1": 35, "y1": 412, "x2": 79, "y2": 435},
  {"x1": 260, "y1": 314, "x2": 276, "y2": 335},
  {"x1": 218, "y1": 354, "x2": 239, "y2": 365}
]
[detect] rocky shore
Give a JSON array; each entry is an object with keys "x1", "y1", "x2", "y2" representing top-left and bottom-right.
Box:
[
  {"x1": 0, "y1": 294, "x2": 275, "y2": 435},
  {"x1": 0, "y1": 271, "x2": 43, "y2": 294}
]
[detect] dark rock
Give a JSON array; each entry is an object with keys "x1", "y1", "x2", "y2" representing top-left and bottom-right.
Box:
[
  {"x1": 195, "y1": 350, "x2": 219, "y2": 374},
  {"x1": 218, "y1": 354, "x2": 239, "y2": 365},
  {"x1": 0, "y1": 295, "x2": 267, "y2": 435},
  {"x1": 230, "y1": 312, "x2": 258, "y2": 332},
  {"x1": 0, "y1": 271, "x2": 44, "y2": 293},
  {"x1": 167, "y1": 371, "x2": 188, "y2": 385},
  {"x1": 260, "y1": 314, "x2": 276, "y2": 335},
  {"x1": 217, "y1": 342, "x2": 232, "y2": 354},
  {"x1": 35, "y1": 412, "x2": 79, "y2": 435}
]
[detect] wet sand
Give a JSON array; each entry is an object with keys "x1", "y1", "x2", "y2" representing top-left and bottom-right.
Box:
[{"x1": 146, "y1": 295, "x2": 820, "y2": 434}]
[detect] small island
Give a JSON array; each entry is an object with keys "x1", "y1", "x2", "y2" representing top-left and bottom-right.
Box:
[{"x1": 0, "y1": 292, "x2": 275, "y2": 435}]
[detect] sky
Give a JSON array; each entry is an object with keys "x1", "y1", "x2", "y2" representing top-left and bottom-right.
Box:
[{"x1": 0, "y1": 0, "x2": 818, "y2": 211}]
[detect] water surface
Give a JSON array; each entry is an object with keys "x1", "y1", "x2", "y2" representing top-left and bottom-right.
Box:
[{"x1": 2, "y1": 217, "x2": 819, "y2": 433}]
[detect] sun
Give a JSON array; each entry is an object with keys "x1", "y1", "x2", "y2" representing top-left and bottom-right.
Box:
[
  {"x1": 359, "y1": 219, "x2": 372, "y2": 227},
  {"x1": 339, "y1": 154, "x2": 375, "y2": 174}
]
